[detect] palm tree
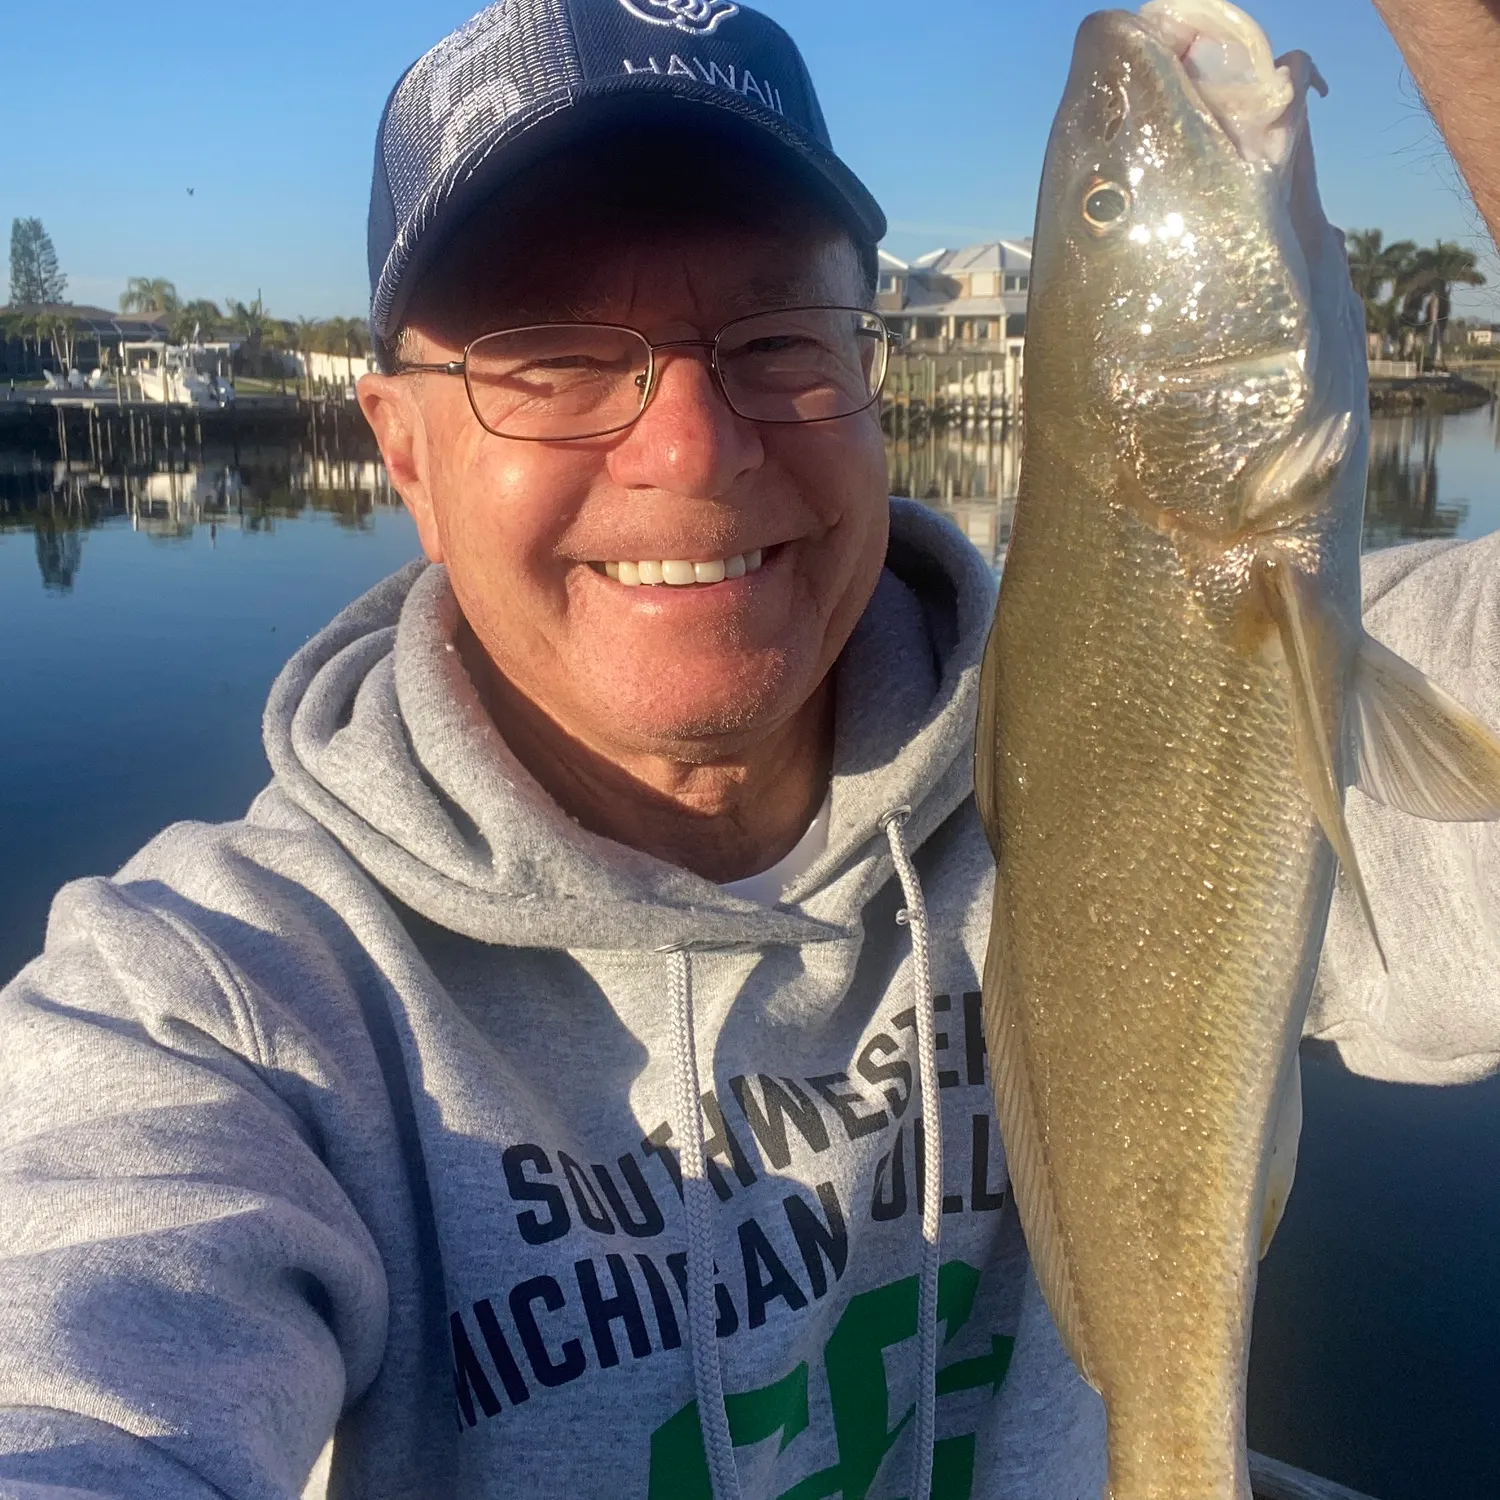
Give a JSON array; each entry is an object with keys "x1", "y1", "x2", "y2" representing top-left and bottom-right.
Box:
[
  {"x1": 1400, "y1": 241, "x2": 1487, "y2": 367},
  {"x1": 226, "y1": 296, "x2": 271, "y2": 374},
  {"x1": 1345, "y1": 230, "x2": 1417, "y2": 352},
  {"x1": 318, "y1": 316, "x2": 350, "y2": 356},
  {"x1": 169, "y1": 299, "x2": 225, "y2": 344},
  {"x1": 0, "y1": 307, "x2": 43, "y2": 370},
  {"x1": 120, "y1": 277, "x2": 180, "y2": 315}
]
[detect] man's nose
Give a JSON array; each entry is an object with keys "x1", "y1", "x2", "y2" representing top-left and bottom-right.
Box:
[{"x1": 606, "y1": 346, "x2": 763, "y2": 498}]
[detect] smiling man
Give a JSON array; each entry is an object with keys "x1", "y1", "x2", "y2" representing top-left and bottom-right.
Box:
[
  {"x1": 4, "y1": 3, "x2": 1500, "y2": 1500},
  {"x1": 360, "y1": 133, "x2": 893, "y2": 884}
]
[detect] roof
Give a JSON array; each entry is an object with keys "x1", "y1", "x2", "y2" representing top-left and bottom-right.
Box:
[
  {"x1": 0, "y1": 304, "x2": 172, "y2": 339},
  {"x1": 880, "y1": 240, "x2": 1033, "y2": 278},
  {"x1": 921, "y1": 239, "x2": 1033, "y2": 275},
  {"x1": 890, "y1": 297, "x2": 1026, "y2": 319}
]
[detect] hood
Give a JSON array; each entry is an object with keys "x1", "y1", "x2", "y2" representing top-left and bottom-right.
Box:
[{"x1": 263, "y1": 499, "x2": 996, "y2": 953}]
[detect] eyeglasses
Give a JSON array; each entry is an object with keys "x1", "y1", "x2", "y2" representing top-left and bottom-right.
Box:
[{"x1": 390, "y1": 306, "x2": 895, "y2": 442}]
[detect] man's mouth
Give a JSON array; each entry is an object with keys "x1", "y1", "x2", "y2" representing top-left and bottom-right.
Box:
[{"x1": 588, "y1": 548, "x2": 767, "y2": 588}]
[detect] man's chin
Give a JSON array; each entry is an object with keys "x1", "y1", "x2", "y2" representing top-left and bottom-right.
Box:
[{"x1": 576, "y1": 668, "x2": 824, "y2": 764}]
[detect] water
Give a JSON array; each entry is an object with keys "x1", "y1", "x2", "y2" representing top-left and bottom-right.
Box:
[
  {"x1": 889, "y1": 397, "x2": 1500, "y2": 570},
  {"x1": 2, "y1": 404, "x2": 1498, "y2": 1498}
]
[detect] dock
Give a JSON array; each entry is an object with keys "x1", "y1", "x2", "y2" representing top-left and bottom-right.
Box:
[
  {"x1": 0, "y1": 391, "x2": 366, "y2": 468},
  {"x1": 882, "y1": 351, "x2": 1018, "y2": 434}
]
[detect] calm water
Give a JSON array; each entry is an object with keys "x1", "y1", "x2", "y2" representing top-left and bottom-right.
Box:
[{"x1": 2, "y1": 404, "x2": 1499, "y2": 1498}]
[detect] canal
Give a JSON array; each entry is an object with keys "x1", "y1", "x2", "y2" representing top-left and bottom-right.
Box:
[{"x1": 1, "y1": 400, "x2": 1498, "y2": 1499}]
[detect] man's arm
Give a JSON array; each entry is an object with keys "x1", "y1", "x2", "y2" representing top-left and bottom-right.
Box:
[
  {"x1": 1310, "y1": 533, "x2": 1500, "y2": 1081},
  {"x1": 1374, "y1": 0, "x2": 1500, "y2": 243},
  {"x1": 0, "y1": 871, "x2": 388, "y2": 1498}
]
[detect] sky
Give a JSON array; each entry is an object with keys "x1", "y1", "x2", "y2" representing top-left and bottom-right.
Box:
[{"x1": 3, "y1": 0, "x2": 1495, "y2": 321}]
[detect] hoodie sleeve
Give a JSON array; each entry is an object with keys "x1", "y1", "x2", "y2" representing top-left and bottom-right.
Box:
[
  {"x1": 1308, "y1": 532, "x2": 1500, "y2": 1084},
  {"x1": 0, "y1": 870, "x2": 389, "y2": 1500}
]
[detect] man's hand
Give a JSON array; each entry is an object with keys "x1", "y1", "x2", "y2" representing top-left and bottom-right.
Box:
[{"x1": 1374, "y1": 0, "x2": 1500, "y2": 244}]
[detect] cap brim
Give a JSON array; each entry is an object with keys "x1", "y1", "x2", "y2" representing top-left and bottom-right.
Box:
[{"x1": 373, "y1": 83, "x2": 886, "y2": 342}]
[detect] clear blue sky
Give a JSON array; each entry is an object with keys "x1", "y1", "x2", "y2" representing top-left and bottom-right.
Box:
[{"x1": 4, "y1": 0, "x2": 1494, "y2": 320}]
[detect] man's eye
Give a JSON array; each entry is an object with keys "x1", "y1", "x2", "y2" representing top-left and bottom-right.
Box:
[
  {"x1": 505, "y1": 353, "x2": 636, "y2": 380},
  {"x1": 532, "y1": 355, "x2": 606, "y2": 372},
  {"x1": 728, "y1": 335, "x2": 823, "y2": 360}
]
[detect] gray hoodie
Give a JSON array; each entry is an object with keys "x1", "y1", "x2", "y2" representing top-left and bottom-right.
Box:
[{"x1": 0, "y1": 501, "x2": 1495, "y2": 1500}]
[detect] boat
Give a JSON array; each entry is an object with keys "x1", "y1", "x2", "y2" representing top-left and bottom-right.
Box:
[{"x1": 121, "y1": 339, "x2": 238, "y2": 408}]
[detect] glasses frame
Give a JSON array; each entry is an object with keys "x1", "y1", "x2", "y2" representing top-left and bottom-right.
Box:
[{"x1": 388, "y1": 305, "x2": 899, "y2": 442}]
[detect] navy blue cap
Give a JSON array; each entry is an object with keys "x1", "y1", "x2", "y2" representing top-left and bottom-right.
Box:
[{"x1": 367, "y1": 0, "x2": 887, "y2": 344}]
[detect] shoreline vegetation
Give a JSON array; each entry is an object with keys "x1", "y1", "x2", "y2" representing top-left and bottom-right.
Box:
[
  {"x1": 0, "y1": 224, "x2": 1494, "y2": 438},
  {"x1": 1369, "y1": 370, "x2": 1496, "y2": 413}
]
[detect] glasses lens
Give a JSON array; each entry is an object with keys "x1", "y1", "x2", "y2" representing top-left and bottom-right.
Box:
[
  {"x1": 715, "y1": 308, "x2": 888, "y2": 424},
  {"x1": 465, "y1": 325, "x2": 650, "y2": 439}
]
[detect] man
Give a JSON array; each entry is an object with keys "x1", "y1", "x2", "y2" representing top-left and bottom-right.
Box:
[
  {"x1": 1375, "y1": 0, "x2": 1500, "y2": 244},
  {"x1": 0, "y1": 3, "x2": 1496, "y2": 1499}
]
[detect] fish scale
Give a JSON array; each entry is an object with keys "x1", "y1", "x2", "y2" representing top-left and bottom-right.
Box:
[
  {"x1": 988, "y1": 479, "x2": 1335, "y2": 1492},
  {"x1": 976, "y1": 4, "x2": 1500, "y2": 1496}
]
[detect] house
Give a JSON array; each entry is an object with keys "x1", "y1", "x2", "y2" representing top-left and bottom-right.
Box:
[
  {"x1": 1467, "y1": 325, "x2": 1500, "y2": 346},
  {"x1": 877, "y1": 241, "x2": 1032, "y2": 415},
  {"x1": 0, "y1": 304, "x2": 173, "y2": 378},
  {"x1": 876, "y1": 240, "x2": 1031, "y2": 355}
]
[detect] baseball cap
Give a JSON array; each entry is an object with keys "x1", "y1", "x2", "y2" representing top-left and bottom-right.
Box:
[{"x1": 367, "y1": 0, "x2": 887, "y2": 348}]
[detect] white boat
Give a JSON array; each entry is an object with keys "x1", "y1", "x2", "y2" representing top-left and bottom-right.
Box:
[{"x1": 122, "y1": 340, "x2": 238, "y2": 408}]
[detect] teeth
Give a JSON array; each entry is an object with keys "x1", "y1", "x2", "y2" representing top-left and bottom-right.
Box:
[{"x1": 596, "y1": 551, "x2": 766, "y2": 586}]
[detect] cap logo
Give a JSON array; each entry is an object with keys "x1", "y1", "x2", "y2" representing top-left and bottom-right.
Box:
[{"x1": 617, "y1": 0, "x2": 740, "y2": 36}]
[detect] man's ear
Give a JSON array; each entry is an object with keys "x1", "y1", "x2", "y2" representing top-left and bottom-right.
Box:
[{"x1": 358, "y1": 373, "x2": 445, "y2": 563}]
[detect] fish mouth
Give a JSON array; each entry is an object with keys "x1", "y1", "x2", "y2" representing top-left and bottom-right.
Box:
[{"x1": 1122, "y1": 0, "x2": 1325, "y2": 169}]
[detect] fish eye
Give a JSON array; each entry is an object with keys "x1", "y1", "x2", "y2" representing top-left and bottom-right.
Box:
[{"x1": 1083, "y1": 183, "x2": 1130, "y2": 233}]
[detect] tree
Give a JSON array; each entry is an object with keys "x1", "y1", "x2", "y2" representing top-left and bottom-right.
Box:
[
  {"x1": 9, "y1": 218, "x2": 67, "y2": 305},
  {"x1": 170, "y1": 299, "x2": 225, "y2": 343},
  {"x1": 46, "y1": 309, "x2": 88, "y2": 374},
  {"x1": 1401, "y1": 241, "x2": 1487, "y2": 366},
  {"x1": 0, "y1": 306, "x2": 45, "y2": 368},
  {"x1": 226, "y1": 295, "x2": 269, "y2": 350},
  {"x1": 1345, "y1": 230, "x2": 1417, "y2": 345},
  {"x1": 120, "y1": 276, "x2": 180, "y2": 315}
]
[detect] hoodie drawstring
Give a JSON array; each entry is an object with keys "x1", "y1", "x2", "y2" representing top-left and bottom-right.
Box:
[
  {"x1": 671, "y1": 810, "x2": 942, "y2": 1500},
  {"x1": 882, "y1": 806, "x2": 943, "y2": 1500},
  {"x1": 671, "y1": 948, "x2": 743, "y2": 1500}
]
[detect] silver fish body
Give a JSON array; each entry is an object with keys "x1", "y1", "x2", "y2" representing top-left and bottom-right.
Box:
[{"x1": 972, "y1": 3, "x2": 1500, "y2": 1496}]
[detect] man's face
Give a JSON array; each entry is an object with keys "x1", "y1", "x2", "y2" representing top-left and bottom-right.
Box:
[{"x1": 366, "y1": 218, "x2": 890, "y2": 765}]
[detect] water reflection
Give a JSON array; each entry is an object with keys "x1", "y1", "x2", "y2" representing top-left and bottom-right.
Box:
[
  {"x1": 1363, "y1": 412, "x2": 1473, "y2": 550},
  {"x1": 0, "y1": 445, "x2": 400, "y2": 591},
  {"x1": 2, "y1": 404, "x2": 1494, "y2": 591},
  {"x1": 887, "y1": 405, "x2": 1495, "y2": 569},
  {"x1": 32, "y1": 513, "x2": 85, "y2": 592},
  {"x1": 888, "y1": 425, "x2": 1021, "y2": 568}
]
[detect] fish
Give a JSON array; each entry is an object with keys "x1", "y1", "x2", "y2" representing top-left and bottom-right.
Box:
[{"x1": 973, "y1": 2, "x2": 1500, "y2": 1495}]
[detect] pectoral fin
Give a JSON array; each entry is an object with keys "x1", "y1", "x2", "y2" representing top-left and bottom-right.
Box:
[
  {"x1": 1261, "y1": 560, "x2": 1387, "y2": 969},
  {"x1": 1352, "y1": 634, "x2": 1500, "y2": 821},
  {"x1": 1259, "y1": 1050, "x2": 1303, "y2": 1259}
]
